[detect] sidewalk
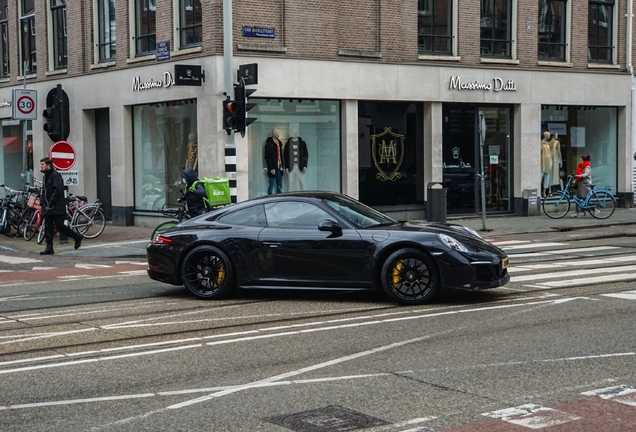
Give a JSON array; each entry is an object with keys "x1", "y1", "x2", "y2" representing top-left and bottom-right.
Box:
[{"x1": 1, "y1": 209, "x2": 634, "y2": 258}]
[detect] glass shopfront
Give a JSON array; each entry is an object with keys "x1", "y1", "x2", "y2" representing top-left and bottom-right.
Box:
[
  {"x1": 541, "y1": 105, "x2": 617, "y2": 194},
  {"x1": 442, "y1": 104, "x2": 512, "y2": 214},
  {"x1": 0, "y1": 119, "x2": 33, "y2": 191},
  {"x1": 247, "y1": 99, "x2": 341, "y2": 198},
  {"x1": 133, "y1": 99, "x2": 197, "y2": 211},
  {"x1": 358, "y1": 101, "x2": 424, "y2": 207}
]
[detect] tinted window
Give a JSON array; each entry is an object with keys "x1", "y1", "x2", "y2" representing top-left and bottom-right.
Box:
[
  {"x1": 218, "y1": 204, "x2": 266, "y2": 227},
  {"x1": 265, "y1": 202, "x2": 333, "y2": 229}
]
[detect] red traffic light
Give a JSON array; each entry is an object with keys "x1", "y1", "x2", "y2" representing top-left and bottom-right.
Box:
[{"x1": 225, "y1": 101, "x2": 236, "y2": 113}]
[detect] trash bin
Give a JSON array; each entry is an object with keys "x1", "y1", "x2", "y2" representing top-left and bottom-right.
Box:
[
  {"x1": 426, "y1": 182, "x2": 447, "y2": 223},
  {"x1": 522, "y1": 188, "x2": 539, "y2": 216}
]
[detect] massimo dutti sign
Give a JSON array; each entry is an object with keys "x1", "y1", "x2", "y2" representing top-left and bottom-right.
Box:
[
  {"x1": 449, "y1": 76, "x2": 517, "y2": 92},
  {"x1": 132, "y1": 72, "x2": 175, "y2": 91}
]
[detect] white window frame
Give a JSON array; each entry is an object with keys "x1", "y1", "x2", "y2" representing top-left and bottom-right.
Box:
[
  {"x1": 18, "y1": 1, "x2": 36, "y2": 76},
  {"x1": 92, "y1": 0, "x2": 116, "y2": 65},
  {"x1": 418, "y1": 0, "x2": 460, "y2": 60},
  {"x1": 47, "y1": 0, "x2": 67, "y2": 72}
]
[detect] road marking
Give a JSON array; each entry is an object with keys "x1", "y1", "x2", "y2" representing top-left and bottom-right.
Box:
[
  {"x1": 509, "y1": 254, "x2": 636, "y2": 273},
  {"x1": 601, "y1": 290, "x2": 636, "y2": 300},
  {"x1": 115, "y1": 260, "x2": 146, "y2": 266},
  {"x1": 78, "y1": 239, "x2": 149, "y2": 249},
  {"x1": 582, "y1": 385, "x2": 636, "y2": 407},
  {"x1": 511, "y1": 265, "x2": 636, "y2": 283},
  {"x1": 501, "y1": 242, "x2": 568, "y2": 250},
  {"x1": 0, "y1": 255, "x2": 42, "y2": 264},
  {"x1": 75, "y1": 263, "x2": 112, "y2": 269},
  {"x1": 482, "y1": 404, "x2": 581, "y2": 429},
  {"x1": 509, "y1": 246, "x2": 620, "y2": 258},
  {"x1": 490, "y1": 240, "x2": 532, "y2": 246},
  {"x1": 530, "y1": 273, "x2": 636, "y2": 288}
]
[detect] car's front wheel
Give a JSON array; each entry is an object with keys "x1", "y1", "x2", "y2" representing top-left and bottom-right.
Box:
[
  {"x1": 381, "y1": 248, "x2": 440, "y2": 305},
  {"x1": 181, "y1": 245, "x2": 235, "y2": 300}
]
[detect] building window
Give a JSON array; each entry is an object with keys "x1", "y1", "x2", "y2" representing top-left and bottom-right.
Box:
[
  {"x1": 480, "y1": 0, "x2": 512, "y2": 58},
  {"x1": 50, "y1": 0, "x2": 67, "y2": 70},
  {"x1": 20, "y1": 0, "x2": 36, "y2": 75},
  {"x1": 133, "y1": 100, "x2": 197, "y2": 211},
  {"x1": 96, "y1": 0, "x2": 116, "y2": 62},
  {"x1": 418, "y1": 0, "x2": 452, "y2": 55},
  {"x1": 1, "y1": 120, "x2": 33, "y2": 190},
  {"x1": 134, "y1": 0, "x2": 156, "y2": 56},
  {"x1": 247, "y1": 100, "x2": 341, "y2": 199},
  {"x1": 588, "y1": 0, "x2": 613, "y2": 63},
  {"x1": 0, "y1": 0, "x2": 9, "y2": 78},
  {"x1": 179, "y1": 0, "x2": 202, "y2": 48},
  {"x1": 538, "y1": 0, "x2": 567, "y2": 61}
]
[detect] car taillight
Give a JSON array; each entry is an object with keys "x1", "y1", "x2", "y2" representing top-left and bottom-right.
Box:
[{"x1": 153, "y1": 235, "x2": 172, "y2": 245}]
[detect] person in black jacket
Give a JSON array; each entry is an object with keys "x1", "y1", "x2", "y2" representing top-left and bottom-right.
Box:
[
  {"x1": 39, "y1": 157, "x2": 82, "y2": 255},
  {"x1": 181, "y1": 168, "x2": 206, "y2": 217}
]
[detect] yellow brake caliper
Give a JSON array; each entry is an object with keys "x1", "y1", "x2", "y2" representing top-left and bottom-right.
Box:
[{"x1": 392, "y1": 260, "x2": 403, "y2": 286}]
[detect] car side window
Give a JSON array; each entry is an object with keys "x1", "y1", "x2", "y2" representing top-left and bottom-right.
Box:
[
  {"x1": 264, "y1": 202, "x2": 332, "y2": 229},
  {"x1": 218, "y1": 204, "x2": 266, "y2": 227}
]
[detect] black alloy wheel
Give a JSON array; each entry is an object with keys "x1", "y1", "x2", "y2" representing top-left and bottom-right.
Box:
[
  {"x1": 381, "y1": 248, "x2": 440, "y2": 305},
  {"x1": 181, "y1": 245, "x2": 235, "y2": 300}
]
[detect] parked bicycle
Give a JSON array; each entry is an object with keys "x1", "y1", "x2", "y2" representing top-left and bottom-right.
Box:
[
  {"x1": 35, "y1": 193, "x2": 106, "y2": 243},
  {"x1": 151, "y1": 192, "x2": 191, "y2": 241},
  {"x1": 542, "y1": 175, "x2": 617, "y2": 219},
  {"x1": 0, "y1": 184, "x2": 27, "y2": 237},
  {"x1": 21, "y1": 184, "x2": 43, "y2": 241}
]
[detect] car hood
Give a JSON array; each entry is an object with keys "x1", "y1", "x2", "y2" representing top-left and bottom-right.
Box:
[{"x1": 378, "y1": 221, "x2": 505, "y2": 255}]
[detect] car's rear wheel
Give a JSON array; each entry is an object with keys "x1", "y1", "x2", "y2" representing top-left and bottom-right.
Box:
[
  {"x1": 181, "y1": 245, "x2": 235, "y2": 300},
  {"x1": 381, "y1": 248, "x2": 440, "y2": 305}
]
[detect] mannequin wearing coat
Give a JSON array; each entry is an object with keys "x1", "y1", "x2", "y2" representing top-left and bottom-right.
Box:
[
  {"x1": 284, "y1": 129, "x2": 309, "y2": 191},
  {"x1": 549, "y1": 133, "x2": 562, "y2": 191},
  {"x1": 540, "y1": 131, "x2": 553, "y2": 197}
]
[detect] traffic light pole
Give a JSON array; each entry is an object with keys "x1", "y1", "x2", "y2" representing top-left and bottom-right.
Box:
[
  {"x1": 222, "y1": 0, "x2": 237, "y2": 203},
  {"x1": 21, "y1": 62, "x2": 27, "y2": 184}
]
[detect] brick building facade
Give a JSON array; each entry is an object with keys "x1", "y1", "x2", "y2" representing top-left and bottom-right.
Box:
[{"x1": 0, "y1": 0, "x2": 633, "y2": 225}]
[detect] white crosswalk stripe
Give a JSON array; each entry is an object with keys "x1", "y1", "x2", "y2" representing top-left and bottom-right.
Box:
[
  {"x1": 482, "y1": 404, "x2": 581, "y2": 429},
  {"x1": 601, "y1": 290, "x2": 636, "y2": 300},
  {"x1": 0, "y1": 255, "x2": 42, "y2": 265}
]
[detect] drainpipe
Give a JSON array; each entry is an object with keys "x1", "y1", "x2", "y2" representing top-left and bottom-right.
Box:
[{"x1": 628, "y1": 0, "x2": 633, "y2": 74}]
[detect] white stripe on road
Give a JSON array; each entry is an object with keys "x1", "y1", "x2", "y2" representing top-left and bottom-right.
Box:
[
  {"x1": 0, "y1": 255, "x2": 42, "y2": 264},
  {"x1": 601, "y1": 290, "x2": 636, "y2": 300},
  {"x1": 511, "y1": 265, "x2": 636, "y2": 283},
  {"x1": 482, "y1": 404, "x2": 581, "y2": 429},
  {"x1": 509, "y1": 246, "x2": 620, "y2": 258},
  {"x1": 501, "y1": 242, "x2": 567, "y2": 250},
  {"x1": 509, "y1": 254, "x2": 636, "y2": 273},
  {"x1": 582, "y1": 385, "x2": 636, "y2": 407},
  {"x1": 531, "y1": 273, "x2": 636, "y2": 288}
]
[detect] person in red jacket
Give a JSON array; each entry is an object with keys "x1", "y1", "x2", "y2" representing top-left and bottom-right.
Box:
[{"x1": 571, "y1": 154, "x2": 592, "y2": 218}]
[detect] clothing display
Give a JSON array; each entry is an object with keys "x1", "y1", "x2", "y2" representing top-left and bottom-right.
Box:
[
  {"x1": 284, "y1": 136, "x2": 309, "y2": 191},
  {"x1": 548, "y1": 133, "x2": 562, "y2": 188}
]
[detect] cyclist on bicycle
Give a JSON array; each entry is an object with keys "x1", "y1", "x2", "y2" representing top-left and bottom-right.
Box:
[
  {"x1": 571, "y1": 154, "x2": 593, "y2": 218},
  {"x1": 180, "y1": 168, "x2": 206, "y2": 217}
]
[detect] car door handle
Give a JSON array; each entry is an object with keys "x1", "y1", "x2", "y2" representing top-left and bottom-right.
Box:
[{"x1": 262, "y1": 241, "x2": 282, "y2": 248}]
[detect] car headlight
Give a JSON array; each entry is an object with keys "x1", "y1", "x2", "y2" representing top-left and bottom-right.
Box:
[{"x1": 438, "y1": 233, "x2": 469, "y2": 252}]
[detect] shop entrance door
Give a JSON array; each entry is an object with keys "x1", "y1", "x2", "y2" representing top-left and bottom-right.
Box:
[
  {"x1": 442, "y1": 104, "x2": 511, "y2": 215},
  {"x1": 95, "y1": 109, "x2": 112, "y2": 220}
]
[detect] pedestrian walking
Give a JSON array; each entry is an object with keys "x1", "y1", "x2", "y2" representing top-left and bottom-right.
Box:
[
  {"x1": 571, "y1": 154, "x2": 592, "y2": 218},
  {"x1": 39, "y1": 157, "x2": 82, "y2": 255}
]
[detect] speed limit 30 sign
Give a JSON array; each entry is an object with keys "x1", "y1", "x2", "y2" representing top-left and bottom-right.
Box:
[{"x1": 12, "y1": 88, "x2": 37, "y2": 120}]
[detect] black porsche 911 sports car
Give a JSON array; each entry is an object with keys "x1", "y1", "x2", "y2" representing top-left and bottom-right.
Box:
[{"x1": 146, "y1": 191, "x2": 509, "y2": 305}]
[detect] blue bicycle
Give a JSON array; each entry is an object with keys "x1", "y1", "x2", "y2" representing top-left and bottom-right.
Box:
[{"x1": 542, "y1": 175, "x2": 616, "y2": 219}]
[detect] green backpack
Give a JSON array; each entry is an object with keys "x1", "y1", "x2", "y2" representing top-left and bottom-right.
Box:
[{"x1": 190, "y1": 177, "x2": 231, "y2": 208}]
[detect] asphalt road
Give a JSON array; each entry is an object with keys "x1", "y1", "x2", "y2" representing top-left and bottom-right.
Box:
[{"x1": 0, "y1": 231, "x2": 635, "y2": 431}]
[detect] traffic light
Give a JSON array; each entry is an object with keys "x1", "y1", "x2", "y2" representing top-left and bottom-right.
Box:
[
  {"x1": 234, "y1": 78, "x2": 257, "y2": 138},
  {"x1": 222, "y1": 97, "x2": 237, "y2": 135},
  {"x1": 43, "y1": 84, "x2": 70, "y2": 142}
]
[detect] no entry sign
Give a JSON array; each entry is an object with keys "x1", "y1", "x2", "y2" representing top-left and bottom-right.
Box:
[{"x1": 49, "y1": 140, "x2": 76, "y2": 171}]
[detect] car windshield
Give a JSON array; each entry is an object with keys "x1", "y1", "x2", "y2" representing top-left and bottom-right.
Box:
[{"x1": 324, "y1": 195, "x2": 396, "y2": 228}]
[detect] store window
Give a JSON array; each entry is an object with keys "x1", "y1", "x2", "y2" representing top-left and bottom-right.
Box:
[
  {"x1": 247, "y1": 99, "x2": 340, "y2": 199},
  {"x1": 358, "y1": 101, "x2": 424, "y2": 207},
  {"x1": 133, "y1": 99, "x2": 197, "y2": 211},
  {"x1": 0, "y1": 119, "x2": 33, "y2": 191},
  {"x1": 538, "y1": 0, "x2": 568, "y2": 61},
  {"x1": 540, "y1": 105, "x2": 617, "y2": 195}
]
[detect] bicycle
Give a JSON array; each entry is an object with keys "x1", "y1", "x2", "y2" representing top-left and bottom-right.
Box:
[
  {"x1": 35, "y1": 194, "x2": 106, "y2": 243},
  {"x1": 0, "y1": 184, "x2": 27, "y2": 237},
  {"x1": 151, "y1": 192, "x2": 191, "y2": 241},
  {"x1": 21, "y1": 185, "x2": 43, "y2": 241},
  {"x1": 542, "y1": 175, "x2": 617, "y2": 219}
]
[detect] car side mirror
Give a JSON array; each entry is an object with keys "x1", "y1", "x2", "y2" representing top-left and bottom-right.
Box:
[{"x1": 318, "y1": 219, "x2": 342, "y2": 238}]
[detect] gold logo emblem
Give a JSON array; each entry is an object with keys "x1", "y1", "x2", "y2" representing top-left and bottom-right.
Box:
[{"x1": 371, "y1": 127, "x2": 405, "y2": 181}]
